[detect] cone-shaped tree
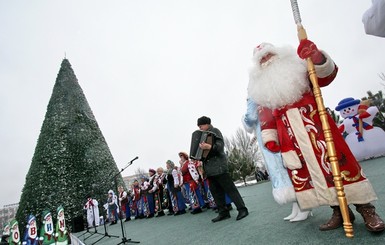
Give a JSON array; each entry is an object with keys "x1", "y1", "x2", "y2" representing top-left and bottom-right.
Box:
[{"x1": 16, "y1": 59, "x2": 125, "y2": 231}]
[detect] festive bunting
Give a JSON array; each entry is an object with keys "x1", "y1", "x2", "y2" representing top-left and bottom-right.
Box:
[
  {"x1": 8, "y1": 219, "x2": 21, "y2": 245},
  {"x1": 39, "y1": 210, "x2": 55, "y2": 245},
  {"x1": 55, "y1": 206, "x2": 68, "y2": 245},
  {"x1": 22, "y1": 215, "x2": 38, "y2": 245}
]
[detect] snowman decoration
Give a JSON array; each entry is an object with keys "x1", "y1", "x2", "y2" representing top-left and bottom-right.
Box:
[{"x1": 335, "y1": 97, "x2": 385, "y2": 161}]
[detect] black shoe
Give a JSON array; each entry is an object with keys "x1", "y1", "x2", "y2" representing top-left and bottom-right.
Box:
[
  {"x1": 212, "y1": 213, "x2": 231, "y2": 223},
  {"x1": 180, "y1": 210, "x2": 186, "y2": 214},
  {"x1": 167, "y1": 212, "x2": 175, "y2": 216},
  {"x1": 236, "y1": 209, "x2": 249, "y2": 221},
  {"x1": 191, "y1": 208, "x2": 203, "y2": 214},
  {"x1": 110, "y1": 221, "x2": 116, "y2": 225},
  {"x1": 156, "y1": 211, "x2": 165, "y2": 217},
  {"x1": 125, "y1": 217, "x2": 131, "y2": 222},
  {"x1": 147, "y1": 214, "x2": 154, "y2": 218}
]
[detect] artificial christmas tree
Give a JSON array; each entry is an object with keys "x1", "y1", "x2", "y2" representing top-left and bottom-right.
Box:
[{"x1": 16, "y1": 59, "x2": 125, "y2": 232}]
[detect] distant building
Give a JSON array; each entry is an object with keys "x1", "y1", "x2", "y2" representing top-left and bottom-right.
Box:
[
  {"x1": 0, "y1": 203, "x2": 19, "y2": 232},
  {"x1": 122, "y1": 174, "x2": 145, "y2": 188}
]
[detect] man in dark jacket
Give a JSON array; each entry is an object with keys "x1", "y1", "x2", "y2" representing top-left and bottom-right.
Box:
[{"x1": 197, "y1": 116, "x2": 249, "y2": 222}]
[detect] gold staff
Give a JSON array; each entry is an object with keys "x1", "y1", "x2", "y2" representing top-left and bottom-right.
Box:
[{"x1": 289, "y1": 0, "x2": 353, "y2": 238}]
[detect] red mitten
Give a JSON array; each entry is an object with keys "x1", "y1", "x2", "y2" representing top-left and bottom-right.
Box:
[
  {"x1": 359, "y1": 111, "x2": 371, "y2": 119},
  {"x1": 265, "y1": 141, "x2": 280, "y2": 152},
  {"x1": 338, "y1": 124, "x2": 345, "y2": 134},
  {"x1": 297, "y1": 39, "x2": 324, "y2": 64}
]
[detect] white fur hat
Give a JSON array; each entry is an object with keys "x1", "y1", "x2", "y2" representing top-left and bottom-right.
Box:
[{"x1": 253, "y1": 42, "x2": 274, "y2": 56}]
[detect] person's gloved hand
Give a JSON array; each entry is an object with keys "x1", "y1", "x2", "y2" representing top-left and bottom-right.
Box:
[
  {"x1": 297, "y1": 39, "x2": 324, "y2": 64},
  {"x1": 265, "y1": 141, "x2": 280, "y2": 152}
]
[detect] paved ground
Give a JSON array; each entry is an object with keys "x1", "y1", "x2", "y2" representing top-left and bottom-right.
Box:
[{"x1": 73, "y1": 157, "x2": 385, "y2": 245}]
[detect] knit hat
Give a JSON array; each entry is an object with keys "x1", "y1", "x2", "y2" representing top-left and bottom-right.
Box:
[
  {"x1": 2, "y1": 221, "x2": 10, "y2": 236},
  {"x1": 42, "y1": 210, "x2": 51, "y2": 220},
  {"x1": 57, "y1": 205, "x2": 64, "y2": 215},
  {"x1": 197, "y1": 116, "x2": 211, "y2": 126},
  {"x1": 26, "y1": 214, "x2": 36, "y2": 225},
  {"x1": 253, "y1": 42, "x2": 275, "y2": 56}
]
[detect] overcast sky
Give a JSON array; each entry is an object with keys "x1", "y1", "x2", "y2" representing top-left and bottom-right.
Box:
[{"x1": 1, "y1": 0, "x2": 384, "y2": 208}]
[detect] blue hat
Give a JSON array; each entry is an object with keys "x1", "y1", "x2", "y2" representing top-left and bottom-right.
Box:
[{"x1": 335, "y1": 97, "x2": 360, "y2": 111}]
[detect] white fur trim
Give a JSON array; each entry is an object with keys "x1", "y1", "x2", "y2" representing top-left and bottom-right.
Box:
[
  {"x1": 286, "y1": 108, "x2": 330, "y2": 200},
  {"x1": 272, "y1": 185, "x2": 297, "y2": 205},
  {"x1": 282, "y1": 150, "x2": 302, "y2": 170},
  {"x1": 315, "y1": 51, "x2": 335, "y2": 78},
  {"x1": 261, "y1": 129, "x2": 278, "y2": 144},
  {"x1": 296, "y1": 179, "x2": 378, "y2": 210}
]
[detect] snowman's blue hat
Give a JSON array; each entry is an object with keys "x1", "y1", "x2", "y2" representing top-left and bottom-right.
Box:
[{"x1": 335, "y1": 97, "x2": 360, "y2": 111}]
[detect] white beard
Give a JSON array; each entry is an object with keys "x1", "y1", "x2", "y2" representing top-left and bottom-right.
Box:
[{"x1": 248, "y1": 46, "x2": 310, "y2": 109}]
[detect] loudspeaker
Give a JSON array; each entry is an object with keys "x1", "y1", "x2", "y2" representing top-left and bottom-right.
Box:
[{"x1": 71, "y1": 215, "x2": 84, "y2": 233}]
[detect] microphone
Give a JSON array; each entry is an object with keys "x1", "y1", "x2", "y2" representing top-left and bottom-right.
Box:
[
  {"x1": 119, "y1": 156, "x2": 139, "y2": 173},
  {"x1": 130, "y1": 156, "x2": 139, "y2": 162}
]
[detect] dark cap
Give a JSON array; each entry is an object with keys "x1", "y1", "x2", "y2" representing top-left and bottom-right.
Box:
[{"x1": 197, "y1": 116, "x2": 211, "y2": 126}]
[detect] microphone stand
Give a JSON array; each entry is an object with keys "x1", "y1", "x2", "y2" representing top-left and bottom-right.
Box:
[
  {"x1": 90, "y1": 205, "x2": 119, "y2": 245},
  {"x1": 78, "y1": 207, "x2": 93, "y2": 240},
  {"x1": 113, "y1": 156, "x2": 140, "y2": 244}
]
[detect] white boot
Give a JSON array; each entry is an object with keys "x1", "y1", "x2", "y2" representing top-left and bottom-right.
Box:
[
  {"x1": 283, "y1": 202, "x2": 300, "y2": 221},
  {"x1": 290, "y1": 208, "x2": 312, "y2": 222}
]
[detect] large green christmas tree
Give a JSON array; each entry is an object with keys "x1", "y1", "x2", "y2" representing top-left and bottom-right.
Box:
[{"x1": 16, "y1": 58, "x2": 125, "y2": 231}]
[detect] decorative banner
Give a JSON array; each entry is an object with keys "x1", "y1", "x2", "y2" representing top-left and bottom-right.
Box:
[
  {"x1": 39, "y1": 210, "x2": 55, "y2": 245},
  {"x1": 2, "y1": 221, "x2": 10, "y2": 238},
  {"x1": 22, "y1": 214, "x2": 38, "y2": 245},
  {"x1": 8, "y1": 219, "x2": 21, "y2": 245},
  {"x1": 55, "y1": 206, "x2": 68, "y2": 245}
]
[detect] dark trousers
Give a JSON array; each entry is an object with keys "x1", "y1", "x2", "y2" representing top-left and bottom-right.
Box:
[
  {"x1": 208, "y1": 173, "x2": 247, "y2": 215},
  {"x1": 146, "y1": 193, "x2": 155, "y2": 214},
  {"x1": 125, "y1": 202, "x2": 131, "y2": 218}
]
